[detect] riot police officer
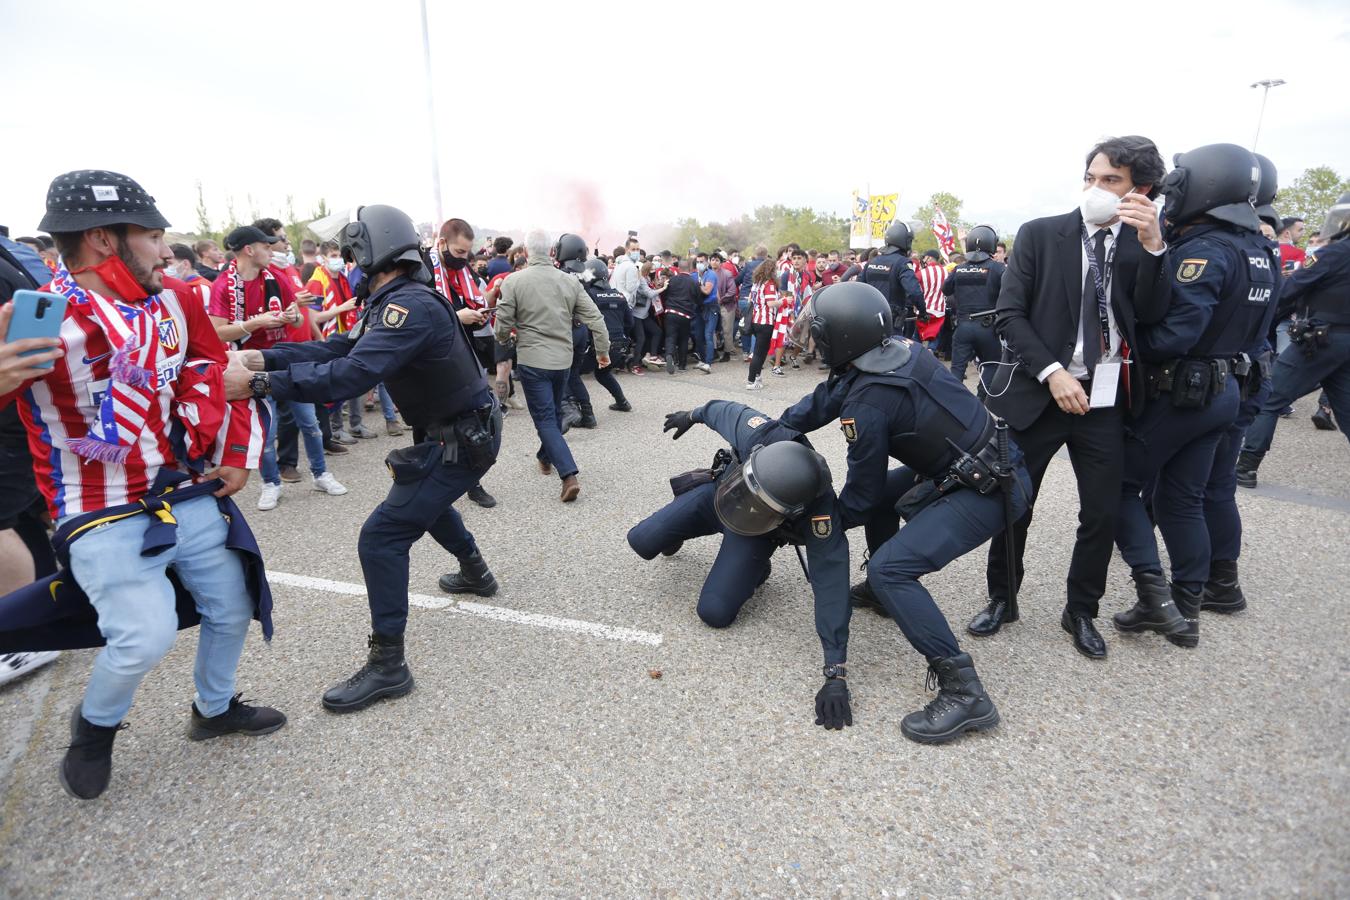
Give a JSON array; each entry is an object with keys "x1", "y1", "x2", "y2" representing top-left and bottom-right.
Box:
[
  {"x1": 1238, "y1": 190, "x2": 1350, "y2": 485},
  {"x1": 861, "y1": 221, "x2": 926, "y2": 338},
  {"x1": 779, "y1": 282, "x2": 1033, "y2": 744},
  {"x1": 1198, "y1": 153, "x2": 1280, "y2": 615},
  {"x1": 576, "y1": 257, "x2": 634, "y2": 414},
  {"x1": 942, "y1": 224, "x2": 1005, "y2": 388},
  {"x1": 626, "y1": 402, "x2": 847, "y2": 649},
  {"x1": 554, "y1": 233, "x2": 595, "y2": 429},
  {"x1": 228, "y1": 204, "x2": 501, "y2": 712},
  {"x1": 1111, "y1": 144, "x2": 1278, "y2": 649}
]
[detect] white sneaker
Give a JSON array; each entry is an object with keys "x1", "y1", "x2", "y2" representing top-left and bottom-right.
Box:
[
  {"x1": 745, "y1": 379, "x2": 765, "y2": 390},
  {"x1": 0, "y1": 651, "x2": 60, "y2": 687},
  {"x1": 312, "y1": 472, "x2": 348, "y2": 496},
  {"x1": 697, "y1": 362, "x2": 712, "y2": 374},
  {"x1": 257, "y1": 482, "x2": 282, "y2": 511}
]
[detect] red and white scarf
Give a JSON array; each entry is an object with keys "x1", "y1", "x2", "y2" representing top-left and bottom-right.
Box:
[
  {"x1": 431, "y1": 253, "x2": 483, "y2": 311},
  {"x1": 51, "y1": 266, "x2": 164, "y2": 465},
  {"x1": 225, "y1": 258, "x2": 282, "y2": 346}
]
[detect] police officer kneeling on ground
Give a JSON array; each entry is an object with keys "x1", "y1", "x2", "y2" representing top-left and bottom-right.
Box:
[
  {"x1": 1238, "y1": 190, "x2": 1350, "y2": 486},
  {"x1": 778, "y1": 282, "x2": 1032, "y2": 743},
  {"x1": 626, "y1": 401, "x2": 847, "y2": 638},
  {"x1": 226, "y1": 204, "x2": 501, "y2": 713},
  {"x1": 942, "y1": 224, "x2": 1005, "y2": 388},
  {"x1": 862, "y1": 221, "x2": 927, "y2": 339}
]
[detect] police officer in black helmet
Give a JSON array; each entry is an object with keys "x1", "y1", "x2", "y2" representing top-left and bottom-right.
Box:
[
  {"x1": 227, "y1": 204, "x2": 502, "y2": 712},
  {"x1": 778, "y1": 282, "x2": 1033, "y2": 744},
  {"x1": 1239, "y1": 191, "x2": 1350, "y2": 475},
  {"x1": 554, "y1": 233, "x2": 596, "y2": 429},
  {"x1": 1110, "y1": 144, "x2": 1278, "y2": 649},
  {"x1": 576, "y1": 257, "x2": 634, "y2": 413},
  {"x1": 942, "y1": 224, "x2": 1006, "y2": 388},
  {"x1": 862, "y1": 221, "x2": 927, "y2": 339}
]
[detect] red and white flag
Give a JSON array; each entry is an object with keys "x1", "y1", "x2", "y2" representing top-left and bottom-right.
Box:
[{"x1": 932, "y1": 207, "x2": 957, "y2": 262}]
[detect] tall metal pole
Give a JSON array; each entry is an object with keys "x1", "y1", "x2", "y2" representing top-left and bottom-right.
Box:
[
  {"x1": 419, "y1": 0, "x2": 444, "y2": 227},
  {"x1": 1250, "y1": 78, "x2": 1286, "y2": 152}
]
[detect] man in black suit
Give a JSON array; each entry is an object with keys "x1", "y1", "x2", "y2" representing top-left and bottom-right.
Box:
[{"x1": 971, "y1": 136, "x2": 1170, "y2": 658}]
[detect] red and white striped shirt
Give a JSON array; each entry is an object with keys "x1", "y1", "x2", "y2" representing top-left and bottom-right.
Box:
[
  {"x1": 917, "y1": 263, "x2": 948, "y2": 318},
  {"x1": 750, "y1": 282, "x2": 778, "y2": 326},
  {"x1": 3, "y1": 282, "x2": 265, "y2": 520}
]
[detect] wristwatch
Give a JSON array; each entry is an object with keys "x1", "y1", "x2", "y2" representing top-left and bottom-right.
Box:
[
  {"x1": 822, "y1": 664, "x2": 847, "y2": 680},
  {"x1": 248, "y1": 371, "x2": 271, "y2": 399}
]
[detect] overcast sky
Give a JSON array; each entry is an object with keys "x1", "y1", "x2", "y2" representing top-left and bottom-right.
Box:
[{"x1": 2, "y1": 0, "x2": 1347, "y2": 248}]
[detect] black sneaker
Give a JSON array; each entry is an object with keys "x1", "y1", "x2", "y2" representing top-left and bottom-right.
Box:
[
  {"x1": 609, "y1": 399, "x2": 632, "y2": 412},
  {"x1": 189, "y1": 694, "x2": 287, "y2": 741},
  {"x1": 466, "y1": 484, "x2": 497, "y2": 508},
  {"x1": 59, "y1": 706, "x2": 124, "y2": 800}
]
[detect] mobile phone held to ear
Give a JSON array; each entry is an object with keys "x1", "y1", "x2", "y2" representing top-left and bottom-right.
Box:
[{"x1": 5, "y1": 290, "x2": 68, "y2": 369}]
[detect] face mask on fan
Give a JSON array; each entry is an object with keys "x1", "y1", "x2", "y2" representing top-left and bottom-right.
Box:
[{"x1": 1080, "y1": 186, "x2": 1123, "y2": 226}]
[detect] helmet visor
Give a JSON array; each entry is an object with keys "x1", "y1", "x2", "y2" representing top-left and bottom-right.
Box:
[
  {"x1": 714, "y1": 458, "x2": 789, "y2": 536},
  {"x1": 1321, "y1": 201, "x2": 1350, "y2": 240}
]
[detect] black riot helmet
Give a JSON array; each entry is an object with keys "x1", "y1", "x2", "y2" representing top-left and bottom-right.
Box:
[
  {"x1": 581, "y1": 257, "x2": 610, "y2": 287},
  {"x1": 1320, "y1": 191, "x2": 1350, "y2": 242},
  {"x1": 714, "y1": 440, "x2": 829, "y2": 536},
  {"x1": 1160, "y1": 143, "x2": 1261, "y2": 233},
  {"x1": 553, "y1": 233, "x2": 588, "y2": 273},
  {"x1": 883, "y1": 220, "x2": 914, "y2": 254},
  {"x1": 809, "y1": 282, "x2": 892, "y2": 368},
  {"x1": 964, "y1": 224, "x2": 998, "y2": 261},
  {"x1": 1253, "y1": 153, "x2": 1280, "y2": 229},
  {"x1": 341, "y1": 205, "x2": 425, "y2": 275}
]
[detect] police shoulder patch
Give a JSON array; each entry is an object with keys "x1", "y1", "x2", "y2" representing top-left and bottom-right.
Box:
[
  {"x1": 811, "y1": 515, "x2": 832, "y2": 538},
  {"x1": 382, "y1": 303, "x2": 410, "y2": 329},
  {"x1": 747, "y1": 415, "x2": 768, "y2": 428},
  {"x1": 1176, "y1": 258, "x2": 1209, "y2": 284},
  {"x1": 840, "y1": 417, "x2": 857, "y2": 443}
]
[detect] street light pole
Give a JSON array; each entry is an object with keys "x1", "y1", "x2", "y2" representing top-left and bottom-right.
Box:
[
  {"x1": 419, "y1": 0, "x2": 444, "y2": 227},
  {"x1": 1250, "y1": 78, "x2": 1286, "y2": 151}
]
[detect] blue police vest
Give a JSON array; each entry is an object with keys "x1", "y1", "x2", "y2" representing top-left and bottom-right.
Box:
[
  {"x1": 850, "y1": 347, "x2": 995, "y2": 477},
  {"x1": 1188, "y1": 227, "x2": 1279, "y2": 358}
]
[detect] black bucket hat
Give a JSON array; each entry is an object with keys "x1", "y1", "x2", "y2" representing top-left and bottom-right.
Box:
[{"x1": 38, "y1": 170, "x2": 171, "y2": 233}]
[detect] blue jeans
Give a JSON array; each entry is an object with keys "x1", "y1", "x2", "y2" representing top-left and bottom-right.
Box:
[
  {"x1": 261, "y1": 396, "x2": 326, "y2": 484},
  {"x1": 65, "y1": 494, "x2": 253, "y2": 726},
  {"x1": 702, "y1": 303, "x2": 719, "y2": 359},
  {"x1": 517, "y1": 364, "x2": 578, "y2": 479}
]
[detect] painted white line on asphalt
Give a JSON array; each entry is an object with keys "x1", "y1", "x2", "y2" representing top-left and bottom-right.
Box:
[{"x1": 266, "y1": 570, "x2": 663, "y2": 647}]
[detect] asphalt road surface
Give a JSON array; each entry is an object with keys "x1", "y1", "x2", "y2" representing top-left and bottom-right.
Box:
[{"x1": 2, "y1": 358, "x2": 1347, "y2": 897}]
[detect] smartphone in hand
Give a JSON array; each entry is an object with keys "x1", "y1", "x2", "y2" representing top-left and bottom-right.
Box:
[{"x1": 5, "y1": 290, "x2": 68, "y2": 370}]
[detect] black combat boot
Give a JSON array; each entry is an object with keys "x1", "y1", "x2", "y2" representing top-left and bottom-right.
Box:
[
  {"x1": 59, "y1": 706, "x2": 125, "y2": 800},
  {"x1": 1235, "y1": 450, "x2": 1260, "y2": 489},
  {"x1": 608, "y1": 399, "x2": 632, "y2": 412},
  {"x1": 900, "y1": 653, "x2": 1000, "y2": 745},
  {"x1": 849, "y1": 579, "x2": 890, "y2": 618},
  {"x1": 321, "y1": 633, "x2": 415, "y2": 713},
  {"x1": 438, "y1": 551, "x2": 498, "y2": 597},
  {"x1": 575, "y1": 403, "x2": 599, "y2": 429},
  {"x1": 1165, "y1": 584, "x2": 1202, "y2": 648},
  {"x1": 1112, "y1": 570, "x2": 1186, "y2": 635},
  {"x1": 1201, "y1": 559, "x2": 1247, "y2": 614}
]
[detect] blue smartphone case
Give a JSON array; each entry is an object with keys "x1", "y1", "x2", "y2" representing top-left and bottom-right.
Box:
[{"x1": 6, "y1": 290, "x2": 68, "y2": 370}]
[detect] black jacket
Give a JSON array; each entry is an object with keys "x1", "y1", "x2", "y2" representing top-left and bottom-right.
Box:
[{"x1": 985, "y1": 210, "x2": 1170, "y2": 430}]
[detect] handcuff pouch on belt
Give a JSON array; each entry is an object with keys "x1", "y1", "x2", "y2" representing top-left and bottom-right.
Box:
[
  {"x1": 1146, "y1": 358, "x2": 1230, "y2": 409},
  {"x1": 896, "y1": 434, "x2": 1002, "y2": 521},
  {"x1": 422, "y1": 404, "x2": 501, "y2": 471},
  {"x1": 1288, "y1": 318, "x2": 1332, "y2": 357},
  {"x1": 670, "y1": 448, "x2": 734, "y2": 497}
]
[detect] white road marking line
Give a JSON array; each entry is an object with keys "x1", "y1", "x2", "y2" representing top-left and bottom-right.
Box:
[{"x1": 266, "y1": 571, "x2": 663, "y2": 647}]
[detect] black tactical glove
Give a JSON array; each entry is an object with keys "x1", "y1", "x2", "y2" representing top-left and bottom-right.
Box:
[
  {"x1": 814, "y1": 678, "x2": 852, "y2": 730},
  {"x1": 916, "y1": 307, "x2": 931, "y2": 324},
  {"x1": 663, "y1": 410, "x2": 695, "y2": 440}
]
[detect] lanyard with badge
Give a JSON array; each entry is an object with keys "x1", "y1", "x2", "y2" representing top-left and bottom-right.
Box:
[{"x1": 1080, "y1": 224, "x2": 1121, "y2": 408}]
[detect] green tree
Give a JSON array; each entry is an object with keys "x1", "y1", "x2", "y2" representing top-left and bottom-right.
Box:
[
  {"x1": 671, "y1": 207, "x2": 849, "y2": 258},
  {"x1": 909, "y1": 192, "x2": 968, "y2": 256},
  {"x1": 1278, "y1": 166, "x2": 1349, "y2": 244}
]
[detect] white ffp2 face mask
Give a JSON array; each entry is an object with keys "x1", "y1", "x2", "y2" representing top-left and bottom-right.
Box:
[{"x1": 1080, "y1": 186, "x2": 1122, "y2": 225}]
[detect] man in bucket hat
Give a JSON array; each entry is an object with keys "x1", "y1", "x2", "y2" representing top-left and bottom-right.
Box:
[{"x1": 0, "y1": 170, "x2": 285, "y2": 801}]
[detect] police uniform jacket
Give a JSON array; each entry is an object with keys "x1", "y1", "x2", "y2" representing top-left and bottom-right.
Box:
[{"x1": 1277, "y1": 237, "x2": 1350, "y2": 325}]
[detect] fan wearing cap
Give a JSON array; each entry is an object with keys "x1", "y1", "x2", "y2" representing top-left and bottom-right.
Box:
[
  {"x1": 776, "y1": 281, "x2": 1034, "y2": 744},
  {"x1": 626, "y1": 400, "x2": 851, "y2": 728},
  {"x1": 0, "y1": 169, "x2": 284, "y2": 801},
  {"x1": 1109, "y1": 144, "x2": 1280, "y2": 652},
  {"x1": 226, "y1": 203, "x2": 502, "y2": 715}
]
